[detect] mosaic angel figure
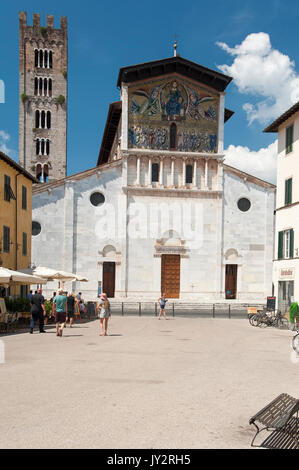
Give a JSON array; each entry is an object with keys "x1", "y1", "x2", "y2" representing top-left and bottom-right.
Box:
[
  {"x1": 130, "y1": 86, "x2": 160, "y2": 116},
  {"x1": 188, "y1": 90, "x2": 215, "y2": 121}
]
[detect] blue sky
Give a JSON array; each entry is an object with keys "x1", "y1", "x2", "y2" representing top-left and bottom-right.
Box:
[{"x1": 1, "y1": 0, "x2": 299, "y2": 183}]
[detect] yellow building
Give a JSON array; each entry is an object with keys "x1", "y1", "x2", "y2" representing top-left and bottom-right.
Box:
[{"x1": 0, "y1": 151, "x2": 37, "y2": 296}]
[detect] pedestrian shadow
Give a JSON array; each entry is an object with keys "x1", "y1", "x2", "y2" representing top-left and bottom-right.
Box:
[
  {"x1": 62, "y1": 334, "x2": 84, "y2": 337},
  {"x1": 106, "y1": 334, "x2": 123, "y2": 337}
]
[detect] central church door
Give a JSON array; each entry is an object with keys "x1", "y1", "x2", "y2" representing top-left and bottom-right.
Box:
[
  {"x1": 161, "y1": 254, "x2": 180, "y2": 298},
  {"x1": 102, "y1": 262, "x2": 115, "y2": 298}
]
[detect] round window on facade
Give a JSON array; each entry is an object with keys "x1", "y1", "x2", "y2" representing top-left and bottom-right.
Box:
[
  {"x1": 32, "y1": 221, "x2": 41, "y2": 236},
  {"x1": 90, "y1": 192, "x2": 105, "y2": 207},
  {"x1": 237, "y1": 198, "x2": 251, "y2": 212}
]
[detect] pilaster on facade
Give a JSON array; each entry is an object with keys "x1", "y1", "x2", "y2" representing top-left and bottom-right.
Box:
[{"x1": 121, "y1": 83, "x2": 128, "y2": 151}]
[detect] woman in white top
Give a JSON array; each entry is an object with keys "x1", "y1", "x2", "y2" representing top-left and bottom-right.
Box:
[{"x1": 97, "y1": 293, "x2": 111, "y2": 336}]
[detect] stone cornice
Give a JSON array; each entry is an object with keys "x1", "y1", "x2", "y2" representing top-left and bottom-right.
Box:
[
  {"x1": 121, "y1": 149, "x2": 224, "y2": 160},
  {"x1": 123, "y1": 186, "x2": 222, "y2": 198}
]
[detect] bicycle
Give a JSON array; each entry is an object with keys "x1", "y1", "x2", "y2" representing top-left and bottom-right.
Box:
[
  {"x1": 256, "y1": 309, "x2": 284, "y2": 328},
  {"x1": 292, "y1": 330, "x2": 299, "y2": 354}
]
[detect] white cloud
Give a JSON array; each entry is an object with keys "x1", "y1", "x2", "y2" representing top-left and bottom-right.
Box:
[
  {"x1": 217, "y1": 33, "x2": 299, "y2": 124},
  {"x1": 0, "y1": 130, "x2": 16, "y2": 158},
  {"x1": 224, "y1": 140, "x2": 277, "y2": 184}
]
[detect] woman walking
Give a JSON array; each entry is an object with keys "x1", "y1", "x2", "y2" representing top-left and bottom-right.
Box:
[{"x1": 97, "y1": 293, "x2": 111, "y2": 336}]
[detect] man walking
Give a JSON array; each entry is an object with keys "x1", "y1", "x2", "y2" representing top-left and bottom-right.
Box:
[
  {"x1": 30, "y1": 288, "x2": 46, "y2": 334},
  {"x1": 53, "y1": 289, "x2": 67, "y2": 337},
  {"x1": 66, "y1": 292, "x2": 76, "y2": 327}
]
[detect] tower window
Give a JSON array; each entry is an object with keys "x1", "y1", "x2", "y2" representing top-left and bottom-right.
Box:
[
  {"x1": 47, "y1": 111, "x2": 51, "y2": 129},
  {"x1": 152, "y1": 163, "x2": 159, "y2": 182},
  {"x1": 35, "y1": 110, "x2": 39, "y2": 128},
  {"x1": 39, "y1": 50, "x2": 43, "y2": 68},
  {"x1": 186, "y1": 164, "x2": 193, "y2": 184},
  {"x1": 41, "y1": 110, "x2": 46, "y2": 129},
  {"x1": 34, "y1": 50, "x2": 39, "y2": 68},
  {"x1": 170, "y1": 123, "x2": 177, "y2": 150},
  {"x1": 49, "y1": 79, "x2": 52, "y2": 97},
  {"x1": 36, "y1": 164, "x2": 42, "y2": 181},
  {"x1": 49, "y1": 51, "x2": 53, "y2": 69},
  {"x1": 34, "y1": 77, "x2": 38, "y2": 96}
]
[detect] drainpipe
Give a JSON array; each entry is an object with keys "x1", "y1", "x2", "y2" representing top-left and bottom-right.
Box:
[{"x1": 15, "y1": 173, "x2": 21, "y2": 270}]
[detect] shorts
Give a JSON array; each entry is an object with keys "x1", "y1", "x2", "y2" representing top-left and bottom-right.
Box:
[
  {"x1": 67, "y1": 310, "x2": 75, "y2": 318},
  {"x1": 55, "y1": 311, "x2": 66, "y2": 323},
  {"x1": 99, "y1": 310, "x2": 110, "y2": 319}
]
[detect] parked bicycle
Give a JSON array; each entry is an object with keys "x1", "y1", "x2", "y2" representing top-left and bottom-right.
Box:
[
  {"x1": 249, "y1": 309, "x2": 285, "y2": 328},
  {"x1": 292, "y1": 330, "x2": 299, "y2": 354}
]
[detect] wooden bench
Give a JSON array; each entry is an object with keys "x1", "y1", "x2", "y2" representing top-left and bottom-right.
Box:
[{"x1": 249, "y1": 393, "x2": 299, "y2": 447}]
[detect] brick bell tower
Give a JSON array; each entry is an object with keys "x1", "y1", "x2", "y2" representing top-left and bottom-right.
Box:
[{"x1": 19, "y1": 12, "x2": 68, "y2": 182}]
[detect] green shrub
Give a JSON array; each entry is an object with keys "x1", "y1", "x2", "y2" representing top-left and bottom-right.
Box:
[
  {"x1": 40, "y1": 27, "x2": 47, "y2": 37},
  {"x1": 5, "y1": 297, "x2": 30, "y2": 313},
  {"x1": 21, "y1": 93, "x2": 28, "y2": 104},
  {"x1": 63, "y1": 71, "x2": 67, "y2": 79},
  {"x1": 57, "y1": 95, "x2": 65, "y2": 105},
  {"x1": 44, "y1": 300, "x2": 53, "y2": 317}
]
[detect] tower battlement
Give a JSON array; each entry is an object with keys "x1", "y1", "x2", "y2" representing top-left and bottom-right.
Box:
[
  {"x1": 19, "y1": 11, "x2": 68, "y2": 182},
  {"x1": 19, "y1": 11, "x2": 67, "y2": 32}
]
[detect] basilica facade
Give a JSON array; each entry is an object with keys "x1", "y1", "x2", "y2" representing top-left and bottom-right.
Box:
[{"x1": 31, "y1": 56, "x2": 276, "y2": 301}]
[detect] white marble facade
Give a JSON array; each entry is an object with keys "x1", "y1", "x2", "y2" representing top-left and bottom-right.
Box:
[
  {"x1": 31, "y1": 154, "x2": 275, "y2": 301},
  {"x1": 31, "y1": 58, "x2": 276, "y2": 302}
]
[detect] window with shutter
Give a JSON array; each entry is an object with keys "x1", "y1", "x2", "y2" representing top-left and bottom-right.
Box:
[
  {"x1": 3, "y1": 226, "x2": 10, "y2": 253},
  {"x1": 186, "y1": 165, "x2": 193, "y2": 184},
  {"x1": 22, "y1": 233, "x2": 27, "y2": 256},
  {"x1": 286, "y1": 124, "x2": 294, "y2": 154},
  {"x1": 278, "y1": 231, "x2": 283, "y2": 259},
  {"x1": 285, "y1": 178, "x2": 292, "y2": 205},
  {"x1": 290, "y1": 229, "x2": 294, "y2": 258},
  {"x1": 22, "y1": 186, "x2": 27, "y2": 210}
]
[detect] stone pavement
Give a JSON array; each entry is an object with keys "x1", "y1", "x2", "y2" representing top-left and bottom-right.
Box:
[{"x1": 0, "y1": 316, "x2": 298, "y2": 449}]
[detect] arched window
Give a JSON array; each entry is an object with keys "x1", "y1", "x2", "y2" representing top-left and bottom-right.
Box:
[
  {"x1": 41, "y1": 139, "x2": 45, "y2": 155},
  {"x1": 48, "y1": 78, "x2": 52, "y2": 97},
  {"x1": 186, "y1": 164, "x2": 193, "y2": 184},
  {"x1": 34, "y1": 50, "x2": 39, "y2": 68},
  {"x1": 39, "y1": 50, "x2": 43, "y2": 68},
  {"x1": 43, "y1": 164, "x2": 49, "y2": 183},
  {"x1": 34, "y1": 77, "x2": 38, "y2": 96},
  {"x1": 46, "y1": 139, "x2": 50, "y2": 156},
  {"x1": 36, "y1": 139, "x2": 40, "y2": 156},
  {"x1": 44, "y1": 50, "x2": 48, "y2": 69},
  {"x1": 41, "y1": 110, "x2": 45, "y2": 129},
  {"x1": 152, "y1": 163, "x2": 159, "y2": 183},
  {"x1": 35, "y1": 110, "x2": 40, "y2": 128},
  {"x1": 39, "y1": 77, "x2": 43, "y2": 96},
  {"x1": 49, "y1": 51, "x2": 53, "y2": 69},
  {"x1": 170, "y1": 123, "x2": 177, "y2": 150},
  {"x1": 46, "y1": 111, "x2": 51, "y2": 129},
  {"x1": 43, "y1": 78, "x2": 47, "y2": 96}
]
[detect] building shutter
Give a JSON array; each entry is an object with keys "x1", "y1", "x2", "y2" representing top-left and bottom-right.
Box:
[
  {"x1": 285, "y1": 178, "x2": 292, "y2": 205},
  {"x1": 3, "y1": 226, "x2": 10, "y2": 253},
  {"x1": 22, "y1": 186, "x2": 27, "y2": 210},
  {"x1": 278, "y1": 231, "x2": 284, "y2": 259},
  {"x1": 286, "y1": 125, "x2": 294, "y2": 154},
  {"x1": 290, "y1": 229, "x2": 294, "y2": 258}
]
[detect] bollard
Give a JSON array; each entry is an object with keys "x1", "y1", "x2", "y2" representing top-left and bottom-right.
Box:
[
  {"x1": 228, "y1": 304, "x2": 231, "y2": 319},
  {"x1": 122, "y1": 302, "x2": 124, "y2": 316},
  {"x1": 139, "y1": 302, "x2": 141, "y2": 316},
  {"x1": 155, "y1": 302, "x2": 157, "y2": 317},
  {"x1": 213, "y1": 304, "x2": 215, "y2": 318},
  {"x1": 172, "y1": 303, "x2": 175, "y2": 317}
]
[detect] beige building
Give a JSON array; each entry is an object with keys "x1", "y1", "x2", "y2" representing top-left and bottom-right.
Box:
[{"x1": 0, "y1": 151, "x2": 37, "y2": 296}]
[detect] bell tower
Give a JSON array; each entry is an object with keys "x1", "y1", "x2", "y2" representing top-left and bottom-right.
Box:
[{"x1": 19, "y1": 11, "x2": 68, "y2": 182}]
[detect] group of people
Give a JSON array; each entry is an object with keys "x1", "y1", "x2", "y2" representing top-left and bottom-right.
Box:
[
  {"x1": 28, "y1": 289, "x2": 169, "y2": 336},
  {"x1": 28, "y1": 289, "x2": 112, "y2": 337}
]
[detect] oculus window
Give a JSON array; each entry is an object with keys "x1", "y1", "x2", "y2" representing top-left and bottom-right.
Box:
[
  {"x1": 90, "y1": 192, "x2": 105, "y2": 207},
  {"x1": 237, "y1": 198, "x2": 251, "y2": 212}
]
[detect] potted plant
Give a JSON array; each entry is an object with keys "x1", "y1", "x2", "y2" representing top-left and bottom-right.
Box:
[{"x1": 44, "y1": 300, "x2": 53, "y2": 324}]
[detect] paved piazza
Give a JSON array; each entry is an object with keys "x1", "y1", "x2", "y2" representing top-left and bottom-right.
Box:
[{"x1": 0, "y1": 316, "x2": 298, "y2": 449}]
